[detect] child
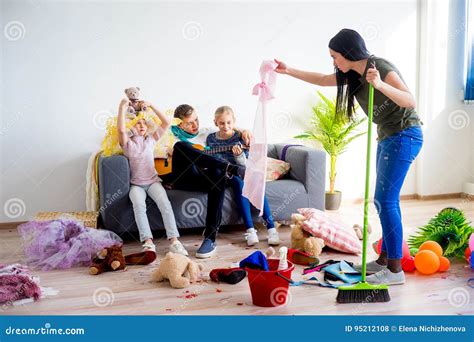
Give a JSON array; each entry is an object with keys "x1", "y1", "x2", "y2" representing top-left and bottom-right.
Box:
[
  {"x1": 206, "y1": 106, "x2": 280, "y2": 246},
  {"x1": 117, "y1": 98, "x2": 188, "y2": 255}
]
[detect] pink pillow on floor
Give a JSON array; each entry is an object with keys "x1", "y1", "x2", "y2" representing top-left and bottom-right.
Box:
[{"x1": 298, "y1": 208, "x2": 362, "y2": 254}]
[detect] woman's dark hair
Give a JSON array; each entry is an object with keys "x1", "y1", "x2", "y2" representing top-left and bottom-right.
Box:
[
  {"x1": 174, "y1": 104, "x2": 194, "y2": 120},
  {"x1": 328, "y1": 29, "x2": 370, "y2": 120}
]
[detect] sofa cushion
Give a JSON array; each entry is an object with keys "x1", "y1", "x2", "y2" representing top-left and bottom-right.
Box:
[{"x1": 266, "y1": 157, "x2": 291, "y2": 182}]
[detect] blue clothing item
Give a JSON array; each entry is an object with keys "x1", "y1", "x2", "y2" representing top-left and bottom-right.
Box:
[
  {"x1": 228, "y1": 176, "x2": 275, "y2": 229},
  {"x1": 205, "y1": 131, "x2": 248, "y2": 164},
  {"x1": 375, "y1": 126, "x2": 423, "y2": 259},
  {"x1": 239, "y1": 251, "x2": 269, "y2": 271}
]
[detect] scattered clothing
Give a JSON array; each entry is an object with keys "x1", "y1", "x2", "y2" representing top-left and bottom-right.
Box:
[
  {"x1": 209, "y1": 268, "x2": 247, "y2": 284},
  {"x1": 124, "y1": 250, "x2": 156, "y2": 266},
  {"x1": 0, "y1": 264, "x2": 41, "y2": 305},
  {"x1": 18, "y1": 219, "x2": 122, "y2": 271},
  {"x1": 239, "y1": 251, "x2": 269, "y2": 271}
]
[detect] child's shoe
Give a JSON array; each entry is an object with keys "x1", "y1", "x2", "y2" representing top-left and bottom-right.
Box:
[
  {"x1": 169, "y1": 240, "x2": 189, "y2": 256},
  {"x1": 267, "y1": 228, "x2": 280, "y2": 246},
  {"x1": 245, "y1": 228, "x2": 259, "y2": 246},
  {"x1": 196, "y1": 238, "x2": 216, "y2": 259},
  {"x1": 142, "y1": 241, "x2": 156, "y2": 252}
]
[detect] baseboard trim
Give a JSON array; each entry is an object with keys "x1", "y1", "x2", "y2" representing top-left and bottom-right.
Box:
[
  {"x1": 0, "y1": 221, "x2": 26, "y2": 230},
  {"x1": 345, "y1": 192, "x2": 468, "y2": 204}
]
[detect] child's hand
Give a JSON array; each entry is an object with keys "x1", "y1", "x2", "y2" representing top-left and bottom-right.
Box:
[
  {"x1": 232, "y1": 145, "x2": 243, "y2": 156},
  {"x1": 120, "y1": 98, "x2": 129, "y2": 108}
]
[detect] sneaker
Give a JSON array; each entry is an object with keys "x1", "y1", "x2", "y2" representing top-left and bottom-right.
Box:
[
  {"x1": 366, "y1": 269, "x2": 405, "y2": 286},
  {"x1": 169, "y1": 240, "x2": 189, "y2": 256},
  {"x1": 353, "y1": 260, "x2": 388, "y2": 274},
  {"x1": 267, "y1": 228, "x2": 280, "y2": 246},
  {"x1": 196, "y1": 238, "x2": 216, "y2": 259},
  {"x1": 142, "y1": 241, "x2": 156, "y2": 252},
  {"x1": 244, "y1": 228, "x2": 259, "y2": 246}
]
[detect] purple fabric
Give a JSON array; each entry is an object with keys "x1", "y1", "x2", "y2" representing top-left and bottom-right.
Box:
[
  {"x1": 18, "y1": 220, "x2": 122, "y2": 271},
  {"x1": 0, "y1": 264, "x2": 41, "y2": 304}
]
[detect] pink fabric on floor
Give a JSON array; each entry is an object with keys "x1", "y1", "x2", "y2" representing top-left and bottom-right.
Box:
[
  {"x1": 0, "y1": 264, "x2": 41, "y2": 305},
  {"x1": 243, "y1": 60, "x2": 278, "y2": 215}
]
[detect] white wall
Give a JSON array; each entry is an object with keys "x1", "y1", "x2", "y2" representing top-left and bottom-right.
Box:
[{"x1": 1, "y1": 0, "x2": 467, "y2": 223}]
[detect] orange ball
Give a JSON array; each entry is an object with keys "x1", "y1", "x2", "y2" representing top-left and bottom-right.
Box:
[
  {"x1": 414, "y1": 250, "x2": 440, "y2": 275},
  {"x1": 438, "y1": 256, "x2": 450, "y2": 272},
  {"x1": 419, "y1": 241, "x2": 443, "y2": 257},
  {"x1": 465, "y1": 247, "x2": 472, "y2": 262}
]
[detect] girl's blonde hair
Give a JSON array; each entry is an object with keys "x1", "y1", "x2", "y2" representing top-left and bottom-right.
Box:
[{"x1": 214, "y1": 106, "x2": 235, "y2": 120}]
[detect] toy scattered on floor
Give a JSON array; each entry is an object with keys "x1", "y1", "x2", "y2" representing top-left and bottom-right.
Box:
[
  {"x1": 352, "y1": 223, "x2": 372, "y2": 240},
  {"x1": 151, "y1": 252, "x2": 203, "y2": 289},
  {"x1": 468, "y1": 233, "x2": 474, "y2": 269},
  {"x1": 278, "y1": 247, "x2": 288, "y2": 270},
  {"x1": 18, "y1": 219, "x2": 123, "y2": 271},
  {"x1": 89, "y1": 246, "x2": 126, "y2": 275},
  {"x1": 290, "y1": 213, "x2": 325, "y2": 257},
  {"x1": 408, "y1": 207, "x2": 473, "y2": 258},
  {"x1": 412, "y1": 240, "x2": 450, "y2": 275},
  {"x1": 124, "y1": 87, "x2": 147, "y2": 115},
  {"x1": 287, "y1": 249, "x2": 319, "y2": 266}
]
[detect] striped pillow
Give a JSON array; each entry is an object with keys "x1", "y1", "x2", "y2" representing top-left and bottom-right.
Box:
[{"x1": 298, "y1": 208, "x2": 362, "y2": 254}]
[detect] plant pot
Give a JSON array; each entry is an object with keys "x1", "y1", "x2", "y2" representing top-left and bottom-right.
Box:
[{"x1": 325, "y1": 191, "x2": 342, "y2": 210}]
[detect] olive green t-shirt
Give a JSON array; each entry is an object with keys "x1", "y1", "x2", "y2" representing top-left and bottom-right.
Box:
[{"x1": 354, "y1": 56, "x2": 423, "y2": 141}]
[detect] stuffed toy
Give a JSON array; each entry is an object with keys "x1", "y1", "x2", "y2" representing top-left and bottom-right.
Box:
[
  {"x1": 124, "y1": 87, "x2": 147, "y2": 115},
  {"x1": 151, "y1": 252, "x2": 203, "y2": 289},
  {"x1": 352, "y1": 223, "x2": 373, "y2": 240},
  {"x1": 89, "y1": 245, "x2": 126, "y2": 275},
  {"x1": 290, "y1": 213, "x2": 325, "y2": 257}
]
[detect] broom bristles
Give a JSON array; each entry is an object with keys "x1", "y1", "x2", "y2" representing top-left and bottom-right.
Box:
[{"x1": 337, "y1": 282, "x2": 390, "y2": 304}]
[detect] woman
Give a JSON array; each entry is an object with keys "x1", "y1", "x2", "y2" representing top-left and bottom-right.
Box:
[{"x1": 275, "y1": 28, "x2": 423, "y2": 285}]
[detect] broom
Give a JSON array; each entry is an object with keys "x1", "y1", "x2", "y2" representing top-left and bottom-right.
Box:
[{"x1": 336, "y1": 82, "x2": 390, "y2": 304}]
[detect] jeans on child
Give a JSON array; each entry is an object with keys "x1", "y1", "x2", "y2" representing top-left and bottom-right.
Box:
[
  {"x1": 129, "y1": 182, "x2": 179, "y2": 242},
  {"x1": 374, "y1": 126, "x2": 423, "y2": 259},
  {"x1": 228, "y1": 176, "x2": 275, "y2": 229}
]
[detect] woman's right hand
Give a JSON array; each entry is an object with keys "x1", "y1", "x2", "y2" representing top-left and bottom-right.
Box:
[{"x1": 274, "y1": 58, "x2": 289, "y2": 74}]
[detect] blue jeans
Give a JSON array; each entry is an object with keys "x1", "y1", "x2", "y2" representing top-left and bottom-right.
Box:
[
  {"x1": 228, "y1": 176, "x2": 275, "y2": 229},
  {"x1": 375, "y1": 126, "x2": 423, "y2": 259}
]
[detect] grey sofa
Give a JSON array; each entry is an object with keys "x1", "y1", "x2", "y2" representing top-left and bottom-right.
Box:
[{"x1": 98, "y1": 144, "x2": 325, "y2": 238}]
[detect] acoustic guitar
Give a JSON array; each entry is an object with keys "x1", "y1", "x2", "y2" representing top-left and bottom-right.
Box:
[{"x1": 154, "y1": 143, "x2": 248, "y2": 176}]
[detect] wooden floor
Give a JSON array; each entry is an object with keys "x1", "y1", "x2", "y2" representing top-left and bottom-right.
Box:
[{"x1": 1, "y1": 198, "x2": 473, "y2": 315}]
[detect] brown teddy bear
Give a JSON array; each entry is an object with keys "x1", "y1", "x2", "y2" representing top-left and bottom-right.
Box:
[
  {"x1": 124, "y1": 87, "x2": 147, "y2": 115},
  {"x1": 290, "y1": 213, "x2": 325, "y2": 257},
  {"x1": 89, "y1": 245, "x2": 126, "y2": 275},
  {"x1": 151, "y1": 252, "x2": 203, "y2": 289}
]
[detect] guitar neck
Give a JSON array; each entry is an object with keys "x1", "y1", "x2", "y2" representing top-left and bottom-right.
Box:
[{"x1": 205, "y1": 144, "x2": 247, "y2": 155}]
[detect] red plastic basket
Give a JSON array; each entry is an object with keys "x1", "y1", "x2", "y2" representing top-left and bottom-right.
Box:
[{"x1": 245, "y1": 259, "x2": 294, "y2": 307}]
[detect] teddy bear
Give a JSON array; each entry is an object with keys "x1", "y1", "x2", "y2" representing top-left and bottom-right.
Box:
[
  {"x1": 89, "y1": 245, "x2": 126, "y2": 275},
  {"x1": 124, "y1": 87, "x2": 147, "y2": 115},
  {"x1": 352, "y1": 223, "x2": 373, "y2": 240},
  {"x1": 151, "y1": 252, "x2": 203, "y2": 289},
  {"x1": 290, "y1": 213, "x2": 325, "y2": 257}
]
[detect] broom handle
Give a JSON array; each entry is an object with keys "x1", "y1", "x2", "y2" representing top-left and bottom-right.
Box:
[{"x1": 362, "y1": 83, "x2": 375, "y2": 282}]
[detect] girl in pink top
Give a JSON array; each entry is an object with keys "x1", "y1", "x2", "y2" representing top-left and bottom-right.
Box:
[{"x1": 118, "y1": 98, "x2": 187, "y2": 256}]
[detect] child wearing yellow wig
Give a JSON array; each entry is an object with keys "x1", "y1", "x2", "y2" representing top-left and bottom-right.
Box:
[{"x1": 117, "y1": 98, "x2": 187, "y2": 256}]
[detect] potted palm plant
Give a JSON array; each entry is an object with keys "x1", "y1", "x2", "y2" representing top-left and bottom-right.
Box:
[{"x1": 295, "y1": 91, "x2": 366, "y2": 210}]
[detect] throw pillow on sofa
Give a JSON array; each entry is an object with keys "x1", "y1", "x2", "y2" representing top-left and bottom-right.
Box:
[{"x1": 266, "y1": 157, "x2": 291, "y2": 182}]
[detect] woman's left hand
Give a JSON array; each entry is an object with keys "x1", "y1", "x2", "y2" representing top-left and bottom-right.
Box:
[{"x1": 366, "y1": 65, "x2": 382, "y2": 89}]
